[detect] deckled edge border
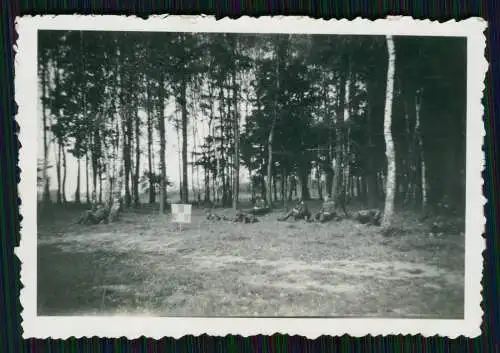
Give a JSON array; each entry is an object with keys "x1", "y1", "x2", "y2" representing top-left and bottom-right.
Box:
[{"x1": 13, "y1": 15, "x2": 488, "y2": 339}]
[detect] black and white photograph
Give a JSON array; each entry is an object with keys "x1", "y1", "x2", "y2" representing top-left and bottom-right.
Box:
[{"x1": 16, "y1": 16, "x2": 486, "y2": 338}]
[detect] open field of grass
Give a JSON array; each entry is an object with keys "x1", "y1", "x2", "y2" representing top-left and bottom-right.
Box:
[{"x1": 37, "y1": 202, "x2": 464, "y2": 318}]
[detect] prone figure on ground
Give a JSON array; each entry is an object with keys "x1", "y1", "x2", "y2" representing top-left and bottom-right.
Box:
[
  {"x1": 76, "y1": 203, "x2": 109, "y2": 225},
  {"x1": 314, "y1": 195, "x2": 339, "y2": 223},
  {"x1": 250, "y1": 196, "x2": 271, "y2": 215},
  {"x1": 354, "y1": 209, "x2": 382, "y2": 226},
  {"x1": 278, "y1": 199, "x2": 311, "y2": 221},
  {"x1": 205, "y1": 208, "x2": 222, "y2": 221},
  {"x1": 232, "y1": 211, "x2": 259, "y2": 224}
]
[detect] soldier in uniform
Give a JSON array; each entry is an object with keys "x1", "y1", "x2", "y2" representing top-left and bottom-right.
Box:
[
  {"x1": 354, "y1": 209, "x2": 382, "y2": 226},
  {"x1": 278, "y1": 199, "x2": 311, "y2": 221},
  {"x1": 250, "y1": 196, "x2": 270, "y2": 215},
  {"x1": 315, "y1": 195, "x2": 337, "y2": 223}
]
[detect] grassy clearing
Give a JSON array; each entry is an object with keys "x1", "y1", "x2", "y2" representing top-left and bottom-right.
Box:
[{"x1": 37, "y1": 203, "x2": 464, "y2": 318}]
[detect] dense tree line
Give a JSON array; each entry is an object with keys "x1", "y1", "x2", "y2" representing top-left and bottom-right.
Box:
[{"x1": 37, "y1": 31, "x2": 466, "y2": 226}]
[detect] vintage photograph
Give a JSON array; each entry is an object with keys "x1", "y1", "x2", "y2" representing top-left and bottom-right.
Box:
[{"x1": 17, "y1": 16, "x2": 486, "y2": 338}]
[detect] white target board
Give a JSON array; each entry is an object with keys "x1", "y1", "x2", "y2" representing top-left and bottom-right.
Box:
[{"x1": 171, "y1": 204, "x2": 192, "y2": 224}]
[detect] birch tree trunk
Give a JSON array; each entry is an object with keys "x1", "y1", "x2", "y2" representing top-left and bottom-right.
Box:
[
  {"x1": 325, "y1": 80, "x2": 334, "y2": 198},
  {"x1": 381, "y1": 35, "x2": 397, "y2": 228},
  {"x1": 181, "y1": 79, "x2": 189, "y2": 204}
]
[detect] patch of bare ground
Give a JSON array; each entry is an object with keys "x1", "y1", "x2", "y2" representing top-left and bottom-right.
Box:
[{"x1": 37, "y1": 206, "x2": 464, "y2": 318}]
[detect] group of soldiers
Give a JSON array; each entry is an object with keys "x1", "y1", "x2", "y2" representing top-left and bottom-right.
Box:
[
  {"x1": 248, "y1": 195, "x2": 341, "y2": 223},
  {"x1": 277, "y1": 196, "x2": 340, "y2": 223},
  {"x1": 251, "y1": 195, "x2": 382, "y2": 225},
  {"x1": 76, "y1": 192, "x2": 122, "y2": 225},
  {"x1": 205, "y1": 210, "x2": 259, "y2": 223}
]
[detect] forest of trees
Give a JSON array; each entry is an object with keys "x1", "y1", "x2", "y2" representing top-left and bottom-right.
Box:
[{"x1": 37, "y1": 30, "x2": 466, "y2": 226}]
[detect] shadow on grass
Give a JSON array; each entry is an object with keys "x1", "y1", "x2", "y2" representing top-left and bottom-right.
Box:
[{"x1": 36, "y1": 205, "x2": 465, "y2": 318}]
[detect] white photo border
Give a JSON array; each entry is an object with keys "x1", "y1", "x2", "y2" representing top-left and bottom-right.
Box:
[{"x1": 15, "y1": 15, "x2": 487, "y2": 339}]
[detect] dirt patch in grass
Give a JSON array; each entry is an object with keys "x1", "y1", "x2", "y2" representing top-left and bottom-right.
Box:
[{"x1": 37, "y1": 207, "x2": 464, "y2": 318}]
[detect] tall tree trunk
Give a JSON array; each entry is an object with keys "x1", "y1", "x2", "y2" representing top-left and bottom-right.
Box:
[
  {"x1": 41, "y1": 60, "x2": 51, "y2": 204},
  {"x1": 56, "y1": 143, "x2": 62, "y2": 204},
  {"x1": 415, "y1": 89, "x2": 427, "y2": 210},
  {"x1": 209, "y1": 106, "x2": 216, "y2": 203},
  {"x1": 339, "y1": 72, "x2": 352, "y2": 208},
  {"x1": 248, "y1": 166, "x2": 254, "y2": 201},
  {"x1": 324, "y1": 80, "x2": 334, "y2": 198},
  {"x1": 91, "y1": 130, "x2": 99, "y2": 196},
  {"x1": 191, "y1": 108, "x2": 197, "y2": 203},
  {"x1": 176, "y1": 122, "x2": 183, "y2": 201},
  {"x1": 232, "y1": 70, "x2": 240, "y2": 210},
  {"x1": 287, "y1": 175, "x2": 294, "y2": 201},
  {"x1": 325, "y1": 170, "x2": 333, "y2": 198},
  {"x1": 107, "y1": 75, "x2": 125, "y2": 221},
  {"x1": 146, "y1": 82, "x2": 155, "y2": 204},
  {"x1": 122, "y1": 107, "x2": 131, "y2": 208},
  {"x1": 110, "y1": 119, "x2": 125, "y2": 222},
  {"x1": 260, "y1": 176, "x2": 267, "y2": 200},
  {"x1": 62, "y1": 146, "x2": 67, "y2": 203},
  {"x1": 331, "y1": 69, "x2": 347, "y2": 203},
  {"x1": 218, "y1": 86, "x2": 226, "y2": 205},
  {"x1": 212, "y1": 160, "x2": 217, "y2": 203},
  {"x1": 103, "y1": 118, "x2": 115, "y2": 209},
  {"x1": 299, "y1": 168, "x2": 311, "y2": 200},
  {"x1": 75, "y1": 158, "x2": 81, "y2": 203},
  {"x1": 402, "y1": 95, "x2": 414, "y2": 205},
  {"x1": 267, "y1": 126, "x2": 276, "y2": 205},
  {"x1": 281, "y1": 170, "x2": 286, "y2": 204},
  {"x1": 344, "y1": 132, "x2": 351, "y2": 205},
  {"x1": 365, "y1": 76, "x2": 379, "y2": 208},
  {"x1": 181, "y1": 80, "x2": 189, "y2": 203},
  {"x1": 98, "y1": 170, "x2": 103, "y2": 204},
  {"x1": 134, "y1": 108, "x2": 140, "y2": 207},
  {"x1": 118, "y1": 45, "x2": 131, "y2": 209},
  {"x1": 317, "y1": 171, "x2": 323, "y2": 200},
  {"x1": 267, "y1": 47, "x2": 280, "y2": 206},
  {"x1": 204, "y1": 155, "x2": 210, "y2": 202},
  {"x1": 127, "y1": 114, "x2": 134, "y2": 207},
  {"x1": 357, "y1": 176, "x2": 363, "y2": 201},
  {"x1": 85, "y1": 152, "x2": 90, "y2": 204},
  {"x1": 158, "y1": 74, "x2": 167, "y2": 213},
  {"x1": 273, "y1": 175, "x2": 278, "y2": 202},
  {"x1": 381, "y1": 35, "x2": 397, "y2": 228}
]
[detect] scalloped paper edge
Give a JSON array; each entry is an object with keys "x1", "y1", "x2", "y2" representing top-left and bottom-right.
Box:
[{"x1": 14, "y1": 15, "x2": 487, "y2": 339}]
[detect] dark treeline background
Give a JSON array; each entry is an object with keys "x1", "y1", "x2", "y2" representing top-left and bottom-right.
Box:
[{"x1": 37, "y1": 30, "x2": 466, "y2": 220}]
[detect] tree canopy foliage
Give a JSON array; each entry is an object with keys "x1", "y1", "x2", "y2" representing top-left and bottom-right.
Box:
[{"x1": 38, "y1": 30, "x2": 466, "y2": 219}]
